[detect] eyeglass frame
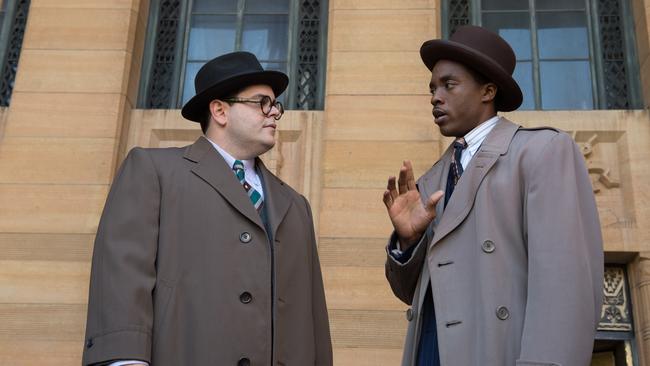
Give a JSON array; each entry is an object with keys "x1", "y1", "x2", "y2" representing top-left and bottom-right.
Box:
[{"x1": 221, "y1": 95, "x2": 284, "y2": 120}]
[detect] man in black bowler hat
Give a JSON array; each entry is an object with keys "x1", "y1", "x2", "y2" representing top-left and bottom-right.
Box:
[
  {"x1": 383, "y1": 26, "x2": 603, "y2": 366},
  {"x1": 82, "y1": 51, "x2": 332, "y2": 366}
]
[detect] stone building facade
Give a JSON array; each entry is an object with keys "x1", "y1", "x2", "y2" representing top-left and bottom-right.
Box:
[{"x1": 0, "y1": 0, "x2": 649, "y2": 365}]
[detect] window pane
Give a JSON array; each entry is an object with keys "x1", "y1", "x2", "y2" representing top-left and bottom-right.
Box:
[
  {"x1": 537, "y1": 11, "x2": 589, "y2": 59},
  {"x1": 261, "y1": 62, "x2": 288, "y2": 102},
  {"x1": 513, "y1": 61, "x2": 534, "y2": 109},
  {"x1": 540, "y1": 60, "x2": 593, "y2": 109},
  {"x1": 188, "y1": 15, "x2": 237, "y2": 61},
  {"x1": 246, "y1": 0, "x2": 290, "y2": 13},
  {"x1": 193, "y1": 0, "x2": 237, "y2": 13},
  {"x1": 182, "y1": 62, "x2": 203, "y2": 106},
  {"x1": 482, "y1": 0, "x2": 528, "y2": 11},
  {"x1": 482, "y1": 12, "x2": 531, "y2": 60},
  {"x1": 535, "y1": 0, "x2": 585, "y2": 11},
  {"x1": 242, "y1": 15, "x2": 289, "y2": 61},
  {"x1": 260, "y1": 61, "x2": 288, "y2": 73}
]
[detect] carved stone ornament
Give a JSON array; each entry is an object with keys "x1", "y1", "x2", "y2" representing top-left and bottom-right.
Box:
[
  {"x1": 598, "y1": 266, "x2": 633, "y2": 332},
  {"x1": 571, "y1": 131, "x2": 620, "y2": 194}
]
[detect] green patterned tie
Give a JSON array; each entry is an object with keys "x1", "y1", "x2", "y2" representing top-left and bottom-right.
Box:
[{"x1": 232, "y1": 160, "x2": 263, "y2": 210}]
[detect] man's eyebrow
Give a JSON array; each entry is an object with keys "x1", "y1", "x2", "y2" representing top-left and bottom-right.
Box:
[
  {"x1": 429, "y1": 74, "x2": 456, "y2": 89},
  {"x1": 249, "y1": 93, "x2": 272, "y2": 99}
]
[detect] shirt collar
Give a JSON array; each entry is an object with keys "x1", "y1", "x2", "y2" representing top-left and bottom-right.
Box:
[
  {"x1": 463, "y1": 115, "x2": 501, "y2": 155},
  {"x1": 205, "y1": 137, "x2": 256, "y2": 172}
]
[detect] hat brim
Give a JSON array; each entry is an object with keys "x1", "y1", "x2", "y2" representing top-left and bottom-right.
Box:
[
  {"x1": 181, "y1": 70, "x2": 289, "y2": 123},
  {"x1": 420, "y1": 40, "x2": 523, "y2": 112}
]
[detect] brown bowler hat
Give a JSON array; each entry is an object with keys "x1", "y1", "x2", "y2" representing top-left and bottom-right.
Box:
[
  {"x1": 420, "y1": 25, "x2": 523, "y2": 111},
  {"x1": 182, "y1": 51, "x2": 289, "y2": 123}
]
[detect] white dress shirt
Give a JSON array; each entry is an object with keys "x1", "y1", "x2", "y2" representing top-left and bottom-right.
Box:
[
  {"x1": 458, "y1": 115, "x2": 500, "y2": 170},
  {"x1": 107, "y1": 139, "x2": 264, "y2": 366}
]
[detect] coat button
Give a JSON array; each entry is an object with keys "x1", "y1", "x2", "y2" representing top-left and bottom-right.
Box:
[
  {"x1": 496, "y1": 306, "x2": 510, "y2": 320},
  {"x1": 240, "y1": 292, "x2": 252, "y2": 304},
  {"x1": 406, "y1": 308, "x2": 413, "y2": 321},
  {"x1": 238, "y1": 357, "x2": 250, "y2": 366},
  {"x1": 85, "y1": 338, "x2": 93, "y2": 348},
  {"x1": 240, "y1": 232, "x2": 252, "y2": 243},
  {"x1": 482, "y1": 240, "x2": 495, "y2": 253}
]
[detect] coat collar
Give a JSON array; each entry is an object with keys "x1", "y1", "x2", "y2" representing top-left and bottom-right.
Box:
[
  {"x1": 184, "y1": 136, "x2": 292, "y2": 237},
  {"x1": 418, "y1": 118, "x2": 520, "y2": 248},
  {"x1": 256, "y1": 157, "x2": 292, "y2": 239}
]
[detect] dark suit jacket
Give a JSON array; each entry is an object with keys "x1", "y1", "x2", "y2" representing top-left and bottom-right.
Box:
[{"x1": 82, "y1": 136, "x2": 332, "y2": 365}]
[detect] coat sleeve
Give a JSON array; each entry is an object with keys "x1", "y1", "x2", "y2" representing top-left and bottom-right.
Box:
[
  {"x1": 82, "y1": 148, "x2": 161, "y2": 365},
  {"x1": 302, "y1": 196, "x2": 333, "y2": 366},
  {"x1": 517, "y1": 132, "x2": 604, "y2": 366},
  {"x1": 385, "y1": 231, "x2": 429, "y2": 305}
]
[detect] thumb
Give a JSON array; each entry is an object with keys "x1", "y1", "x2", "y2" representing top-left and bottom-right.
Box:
[{"x1": 424, "y1": 190, "x2": 445, "y2": 214}]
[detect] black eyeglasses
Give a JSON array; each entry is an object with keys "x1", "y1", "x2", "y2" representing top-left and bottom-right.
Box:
[{"x1": 222, "y1": 95, "x2": 284, "y2": 120}]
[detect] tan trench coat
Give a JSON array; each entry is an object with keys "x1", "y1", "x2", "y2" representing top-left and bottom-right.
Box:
[
  {"x1": 82, "y1": 136, "x2": 332, "y2": 365},
  {"x1": 386, "y1": 119, "x2": 603, "y2": 366}
]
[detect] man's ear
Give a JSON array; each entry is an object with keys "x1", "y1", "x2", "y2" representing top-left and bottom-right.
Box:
[
  {"x1": 209, "y1": 99, "x2": 229, "y2": 127},
  {"x1": 481, "y1": 83, "x2": 497, "y2": 103}
]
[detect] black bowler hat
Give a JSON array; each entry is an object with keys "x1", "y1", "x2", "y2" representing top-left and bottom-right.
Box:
[
  {"x1": 420, "y1": 25, "x2": 523, "y2": 111},
  {"x1": 181, "y1": 51, "x2": 289, "y2": 123}
]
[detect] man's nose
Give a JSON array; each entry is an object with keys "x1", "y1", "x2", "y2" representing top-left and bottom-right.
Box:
[{"x1": 431, "y1": 90, "x2": 442, "y2": 106}]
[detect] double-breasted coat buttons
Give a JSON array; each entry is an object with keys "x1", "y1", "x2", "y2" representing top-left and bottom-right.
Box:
[
  {"x1": 238, "y1": 357, "x2": 250, "y2": 366},
  {"x1": 406, "y1": 308, "x2": 413, "y2": 321},
  {"x1": 482, "y1": 240, "x2": 495, "y2": 253},
  {"x1": 240, "y1": 292, "x2": 252, "y2": 304},
  {"x1": 496, "y1": 306, "x2": 510, "y2": 320},
  {"x1": 240, "y1": 232, "x2": 252, "y2": 243}
]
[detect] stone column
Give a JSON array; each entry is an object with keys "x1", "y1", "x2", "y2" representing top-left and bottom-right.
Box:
[
  {"x1": 629, "y1": 252, "x2": 650, "y2": 366},
  {"x1": 0, "y1": 0, "x2": 149, "y2": 363}
]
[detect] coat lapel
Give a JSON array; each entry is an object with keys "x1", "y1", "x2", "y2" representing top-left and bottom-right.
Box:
[
  {"x1": 430, "y1": 118, "x2": 521, "y2": 247},
  {"x1": 184, "y1": 136, "x2": 265, "y2": 231},
  {"x1": 257, "y1": 159, "x2": 292, "y2": 240},
  {"x1": 418, "y1": 148, "x2": 452, "y2": 229}
]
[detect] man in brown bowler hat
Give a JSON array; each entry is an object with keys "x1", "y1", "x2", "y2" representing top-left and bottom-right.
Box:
[
  {"x1": 383, "y1": 26, "x2": 603, "y2": 366},
  {"x1": 82, "y1": 52, "x2": 332, "y2": 366}
]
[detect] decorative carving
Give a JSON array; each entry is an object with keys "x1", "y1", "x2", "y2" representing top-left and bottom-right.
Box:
[
  {"x1": 0, "y1": 0, "x2": 30, "y2": 107},
  {"x1": 599, "y1": 266, "x2": 633, "y2": 332},
  {"x1": 296, "y1": 0, "x2": 322, "y2": 110},
  {"x1": 597, "y1": 0, "x2": 631, "y2": 109},
  {"x1": 146, "y1": 0, "x2": 181, "y2": 109},
  {"x1": 447, "y1": 0, "x2": 470, "y2": 36},
  {"x1": 571, "y1": 131, "x2": 620, "y2": 193}
]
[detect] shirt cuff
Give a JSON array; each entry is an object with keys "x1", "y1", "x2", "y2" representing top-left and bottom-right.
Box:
[
  {"x1": 108, "y1": 361, "x2": 149, "y2": 366},
  {"x1": 388, "y1": 232, "x2": 419, "y2": 264}
]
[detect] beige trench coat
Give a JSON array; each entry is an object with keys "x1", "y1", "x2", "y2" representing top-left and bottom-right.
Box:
[
  {"x1": 386, "y1": 119, "x2": 603, "y2": 366},
  {"x1": 82, "y1": 136, "x2": 332, "y2": 365}
]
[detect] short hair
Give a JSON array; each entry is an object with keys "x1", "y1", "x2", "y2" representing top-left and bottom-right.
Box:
[
  {"x1": 466, "y1": 64, "x2": 490, "y2": 86},
  {"x1": 199, "y1": 87, "x2": 244, "y2": 134}
]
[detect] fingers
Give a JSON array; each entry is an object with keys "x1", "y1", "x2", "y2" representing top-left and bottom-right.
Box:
[
  {"x1": 424, "y1": 190, "x2": 445, "y2": 214},
  {"x1": 382, "y1": 190, "x2": 393, "y2": 209},
  {"x1": 397, "y1": 165, "x2": 408, "y2": 195},
  {"x1": 383, "y1": 175, "x2": 398, "y2": 209},
  {"x1": 386, "y1": 176, "x2": 398, "y2": 201},
  {"x1": 404, "y1": 160, "x2": 417, "y2": 191}
]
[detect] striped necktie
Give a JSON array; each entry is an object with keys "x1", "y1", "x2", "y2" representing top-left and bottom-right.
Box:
[
  {"x1": 444, "y1": 137, "x2": 468, "y2": 208},
  {"x1": 232, "y1": 160, "x2": 263, "y2": 210},
  {"x1": 451, "y1": 137, "x2": 468, "y2": 184}
]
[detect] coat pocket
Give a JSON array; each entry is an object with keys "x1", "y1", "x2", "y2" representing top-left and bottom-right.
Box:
[{"x1": 516, "y1": 360, "x2": 561, "y2": 366}]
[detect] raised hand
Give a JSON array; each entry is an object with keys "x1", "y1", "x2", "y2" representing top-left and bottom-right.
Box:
[{"x1": 382, "y1": 160, "x2": 444, "y2": 250}]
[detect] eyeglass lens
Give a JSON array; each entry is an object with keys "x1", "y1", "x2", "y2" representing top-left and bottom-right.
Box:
[{"x1": 261, "y1": 96, "x2": 283, "y2": 119}]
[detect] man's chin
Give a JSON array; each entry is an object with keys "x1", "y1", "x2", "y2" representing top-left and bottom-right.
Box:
[
  {"x1": 256, "y1": 140, "x2": 276, "y2": 155},
  {"x1": 437, "y1": 126, "x2": 455, "y2": 137}
]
